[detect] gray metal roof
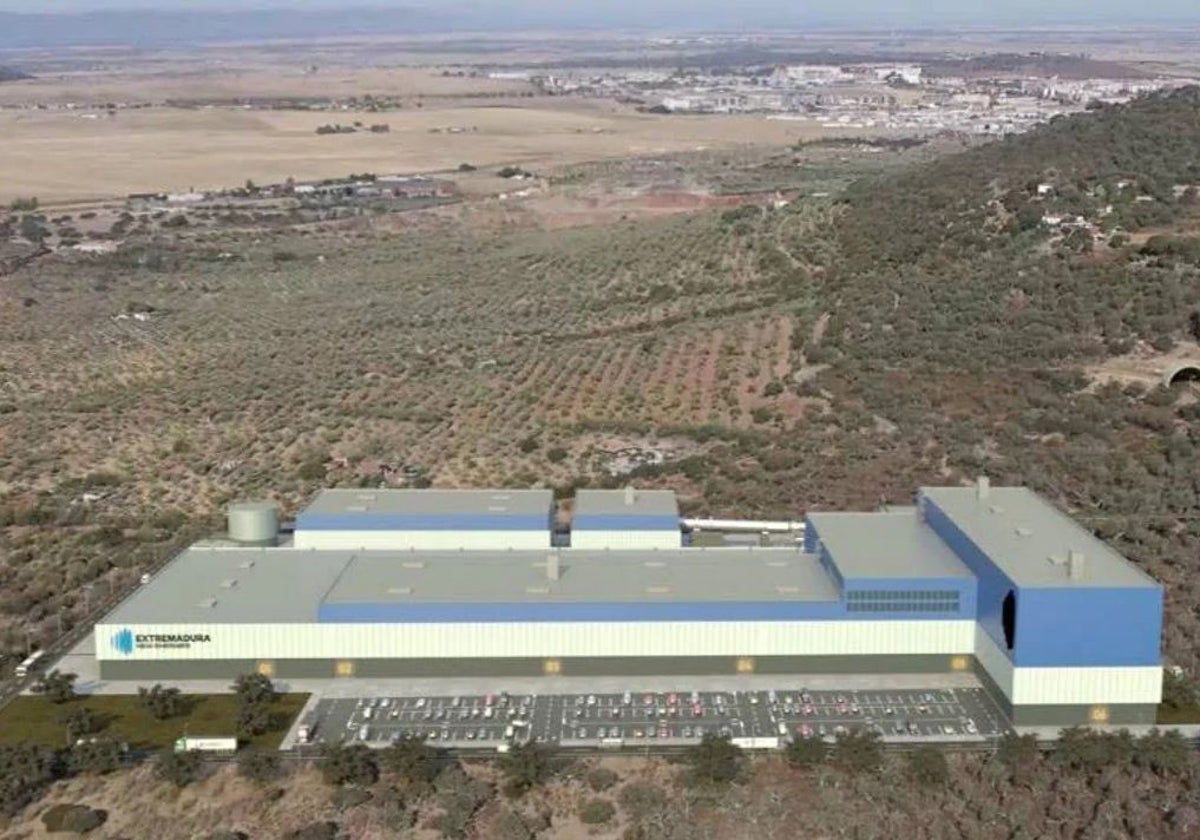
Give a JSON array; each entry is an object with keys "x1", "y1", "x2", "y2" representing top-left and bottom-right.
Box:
[
  {"x1": 921, "y1": 486, "x2": 1158, "y2": 589},
  {"x1": 100, "y1": 546, "x2": 840, "y2": 625},
  {"x1": 573, "y1": 489, "x2": 680, "y2": 518},
  {"x1": 299, "y1": 488, "x2": 554, "y2": 517},
  {"x1": 100, "y1": 547, "x2": 349, "y2": 624},
  {"x1": 323, "y1": 548, "x2": 836, "y2": 605},
  {"x1": 806, "y1": 511, "x2": 973, "y2": 580}
]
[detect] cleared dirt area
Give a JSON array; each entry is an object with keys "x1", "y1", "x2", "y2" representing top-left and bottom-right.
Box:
[
  {"x1": 1084, "y1": 339, "x2": 1200, "y2": 389},
  {"x1": 0, "y1": 101, "x2": 848, "y2": 203}
]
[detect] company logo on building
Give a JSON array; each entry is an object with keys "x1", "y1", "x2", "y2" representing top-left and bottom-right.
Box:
[
  {"x1": 111, "y1": 628, "x2": 136, "y2": 655},
  {"x1": 109, "y1": 628, "x2": 211, "y2": 655}
]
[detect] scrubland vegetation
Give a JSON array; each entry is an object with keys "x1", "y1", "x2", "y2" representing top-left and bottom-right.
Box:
[
  {"x1": 3, "y1": 729, "x2": 1199, "y2": 838},
  {"x1": 4, "y1": 87, "x2": 1200, "y2": 835}
]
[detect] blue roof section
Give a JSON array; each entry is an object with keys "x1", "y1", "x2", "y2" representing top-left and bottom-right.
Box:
[
  {"x1": 296, "y1": 513, "x2": 552, "y2": 531},
  {"x1": 573, "y1": 514, "x2": 682, "y2": 532},
  {"x1": 316, "y1": 600, "x2": 969, "y2": 623}
]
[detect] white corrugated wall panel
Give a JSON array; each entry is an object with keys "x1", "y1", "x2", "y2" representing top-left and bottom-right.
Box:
[
  {"x1": 293, "y1": 530, "x2": 550, "y2": 550},
  {"x1": 973, "y1": 624, "x2": 1014, "y2": 699},
  {"x1": 97, "y1": 621, "x2": 975, "y2": 661},
  {"x1": 569, "y1": 531, "x2": 682, "y2": 550},
  {"x1": 1010, "y1": 666, "x2": 1162, "y2": 705}
]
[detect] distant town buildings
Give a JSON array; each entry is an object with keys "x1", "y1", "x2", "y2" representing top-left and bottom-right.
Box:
[{"x1": 530, "y1": 60, "x2": 1193, "y2": 137}]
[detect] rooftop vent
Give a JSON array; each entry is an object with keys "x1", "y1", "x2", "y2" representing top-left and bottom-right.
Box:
[
  {"x1": 989, "y1": 504, "x2": 1005, "y2": 515},
  {"x1": 487, "y1": 505, "x2": 508, "y2": 512},
  {"x1": 402, "y1": 561, "x2": 425, "y2": 569},
  {"x1": 1015, "y1": 526, "x2": 1032, "y2": 537},
  {"x1": 386, "y1": 586, "x2": 412, "y2": 595},
  {"x1": 219, "y1": 578, "x2": 238, "y2": 589},
  {"x1": 1048, "y1": 554, "x2": 1066, "y2": 566},
  {"x1": 355, "y1": 493, "x2": 377, "y2": 501},
  {"x1": 976, "y1": 476, "x2": 990, "y2": 500},
  {"x1": 197, "y1": 598, "x2": 217, "y2": 609},
  {"x1": 346, "y1": 505, "x2": 368, "y2": 512},
  {"x1": 624, "y1": 485, "x2": 636, "y2": 506},
  {"x1": 526, "y1": 586, "x2": 550, "y2": 594},
  {"x1": 644, "y1": 561, "x2": 667, "y2": 568},
  {"x1": 776, "y1": 585, "x2": 801, "y2": 594},
  {"x1": 766, "y1": 560, "x2": 790, "y2": 568},
  {"x1": 1068, "y1": 550, "x2": 1086, "y2": 581},
  {"x1": 646, "y1": 585, "x2": 671, "y2": 595},
  {"x1": 238, "y1": 560, "x2": 255, "y2": 569},
  {"x1": 546, "y1": 553, "x2": 560, "y2": 582}
]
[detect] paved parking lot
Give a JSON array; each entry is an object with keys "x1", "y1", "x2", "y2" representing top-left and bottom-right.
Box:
[{"x1": 304, "y1": 686, "x2": 1009, "y2": 750}]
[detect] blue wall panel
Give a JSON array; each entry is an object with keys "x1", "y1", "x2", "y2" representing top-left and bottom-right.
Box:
[
  {"x1": 572, "y1": 515, "x2": 682, "y2": 532},
  {"x1": 1012, "y1": 587, "x2": 1162, "y2": 667},
  {"x1": 803, "y1": 520, "x2": 819, "y2": 554},
  {"x1": 816, "y1": 544, "x2": 845, "y2": 591},
  {"x1": 317, "y1": 599, "x2": 973, "y2": 623},
  {"x1": 296, "y1": 513, "x2": 552, "y2": 531},
  {"x1": 922, "y1": 494, "x2": 1162, "y2": 668},
  {"x1": 922, "y1": 497, "x2": 1018, "y2": 660}
]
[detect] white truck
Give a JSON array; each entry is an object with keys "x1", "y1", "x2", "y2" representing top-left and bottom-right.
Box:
[
  {"x1": 14, "y1": 650, "x2": 44, "y2": 679},
  {"x1": 173, "y1": 736, "x2": 237, "y2": 753}
]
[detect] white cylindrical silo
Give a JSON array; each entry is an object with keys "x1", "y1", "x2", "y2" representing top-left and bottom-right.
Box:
[{"x1": 227, "y1": 502, "x2": 279, "y2": 546}]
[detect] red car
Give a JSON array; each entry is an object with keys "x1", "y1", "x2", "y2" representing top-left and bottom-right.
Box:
[
  {"x1": 692, "y1": 704, "x2": 703, "y2": 718},
  {"x1": 667, "y1": 693, "x2": 678, "y2": 706}
]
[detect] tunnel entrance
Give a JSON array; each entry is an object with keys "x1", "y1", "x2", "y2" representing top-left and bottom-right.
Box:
[
  {"x1": 1001, "y1": 591, "x2": 1017, "y2": 651},
  {"x1": 1167, "y1": 365, "x2": 1200, "y2": 387}
]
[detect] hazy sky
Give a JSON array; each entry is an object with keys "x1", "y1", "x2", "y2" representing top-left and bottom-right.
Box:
[{"x1": 0, "y1": 0, "x2": 1195, "y2": 25}]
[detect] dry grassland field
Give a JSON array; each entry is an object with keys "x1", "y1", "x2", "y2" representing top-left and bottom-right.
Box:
[
  {"x1": 0, "y1": 64, "x2": 535, "y2": 106},
  {"x1": 0, "y1": 55, "x2": 860, "y2": 203},
  {"x1": 0, "y1": 100, "x2": 844, "y2": 204}
]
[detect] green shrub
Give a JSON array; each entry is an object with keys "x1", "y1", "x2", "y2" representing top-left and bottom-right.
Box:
[
  {"x1": 579, "y1": 798, "x2": 616, "y2": 824},
  {"x1": 586, "y1": 766, "x2": 619, "y2": 792}
]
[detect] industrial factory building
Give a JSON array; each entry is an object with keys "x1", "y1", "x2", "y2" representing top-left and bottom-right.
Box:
[{"x1": 94, "y1": 482, "x2": 1164, "y2": 726}]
